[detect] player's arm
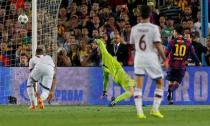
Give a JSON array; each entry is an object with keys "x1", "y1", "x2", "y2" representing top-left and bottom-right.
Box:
[
  {"x1": 154, "y1": 42, "x2": 168, "y2": 62},
  {"x1": 129, "y1": 27, "x2": 136, "y2": 50},
  {"x1": 28, "y1": 58, "x2": 34, "y2": 72},
  {"x1": 47, "y1": 70, "x2": 56, "y2": 104},
  {"x1": 153, "y1": 27, "x2": 169, "y2": 68},
  {"x1": 95, "y1": 39, "x2": 109, "y2": 55},
  {"x1": 165, "y1": 40, "x2": 173, "y2": 57},
  {"x1": 189, "y1": 44, "x2": 202, "y2": 66}
]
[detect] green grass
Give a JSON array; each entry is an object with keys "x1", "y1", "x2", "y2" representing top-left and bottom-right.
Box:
[{"x1": 0, "y1": 105, "x2": 210, "y2": 126}]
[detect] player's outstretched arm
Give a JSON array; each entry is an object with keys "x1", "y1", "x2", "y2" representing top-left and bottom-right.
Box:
[{"x1": 95, "y1": 39, "x2": 109, "y2": 55}]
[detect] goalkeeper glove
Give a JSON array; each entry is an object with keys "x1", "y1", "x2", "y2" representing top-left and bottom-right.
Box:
[{"x1": 103, "y1": 91, "x2": 107, "y2": 97}]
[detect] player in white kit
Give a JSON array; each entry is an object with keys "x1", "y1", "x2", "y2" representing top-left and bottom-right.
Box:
[
  {"x1": 27, "y1": 48, "x2": 55, "y2": 110},
  {"x1": 130, "y1": 5, "x2": 168, "y2": 118}
]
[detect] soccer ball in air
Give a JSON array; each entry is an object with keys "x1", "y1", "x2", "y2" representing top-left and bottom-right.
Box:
[{"x1": 18, "y1": 14, "x2": 29, "y2": 24}]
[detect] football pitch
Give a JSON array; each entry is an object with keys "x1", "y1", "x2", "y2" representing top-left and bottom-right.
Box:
[{"x1": 0, "y1": 105, "x2": 210, "y2": 126}]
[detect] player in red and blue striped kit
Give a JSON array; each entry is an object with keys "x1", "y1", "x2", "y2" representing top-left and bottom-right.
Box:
[{"x1": 165, "y1": 25, "x2": 201, "y2": 104}]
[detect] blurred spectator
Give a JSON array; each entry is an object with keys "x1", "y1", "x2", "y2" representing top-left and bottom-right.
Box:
[
  {"x1": 181, "y1": 18, "x2": 188, "y2": 29},
  {"x1": 66, "y1": 2, "x2": 78, "y2": 17},
  {"x1": 159, "y1": 16, "x2": 166, "y2": 30},
  {"x1": 17, "y1": 52, "x2": 28, "y2": 67},
  {"x1": 63, "y1": 35, "x2": 76, "y2": 55},
  {"x1": 81, "y1": 27, "x2": 91, "y2": 42},
  {"x1": 65, "y1": 15, "x2": 79, "y2": 30},
  {"x1": 136, "y1": 16, "x2": 142, "y2": 24},
  {"x1": 57, "y1": 47, "x2": 72, "y2": 66},
  {"x1": 205, "y1": 36, "x2": 210, "y2": 66},
  {"x1": 0, "y1": 42, "x2": 10, "y2": 66},
  {"x1": 91, "y1": 29, "x2": 99, "y2": 41},
  {"x1": 107, "y1": 0, "x2": 127, "y2": 8},
  {"x1": 101, "y1": 32, "x2": 111, "y2": 45},
  {"x1": 79, "y1": 39, "x2": 90, "y2": 66},
  {"x1": 107, "y1": 33, "x2": 128, "y2": 65},
  {"x1": 58, "y1": 7, "x2": 68, "y2": 25},
  {"x1": 191, "y1": 31, "x2": 208, "y2": 62},
  {"x1": 147, "y1": 1, "x2": 159, "y2": 24},
  {"x1": 187, "y1": 18, "x2": 194, "y2": 33},
  {"x1": 92, "y1": 2, "x2": 100, "y2": 14},
  {"x1": 159, "y1": 0, "x2": 181, "y2": 23},
  {"x1": 122, "y1": 22, "x2": 132, "y2": 44},
  {"x1": 181, "y1": 6, "x2": 192, "y2": 21},
  {"x1": 161, "y1": 17, "x2": 174, "y2": 46},
  {"x1": 69, "y1": 43, "x2": 80, "y2": 66},
  {"x1": 80, "y1": 3, "x2": 89, "y2": 20},
  {"x1": 74, "y1": 27, "x2": 82, "y2": 40},
  {"x1": 194, "y1": 11, "x2": 210, "y2": 46},
  {"x1": 89, "y1": 42, "x2": 100, "y2": 66},
  {"x1": 174, "y1": 0, "x2": 188, "y2": 11}
]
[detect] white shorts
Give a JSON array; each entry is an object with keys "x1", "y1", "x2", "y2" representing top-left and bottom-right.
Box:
[
  {"x1": 134, "y1": 54, "x2": 163, "y2": 79},
  {"x1": 27, "y1": 63, "x2": 54, "y2": 90}
]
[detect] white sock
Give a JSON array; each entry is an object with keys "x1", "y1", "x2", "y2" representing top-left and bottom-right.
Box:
[
  {"x1": 153, "y1": 89, "x2": 163, "y2": 112},
  {"x1": 134, "y1": 88, "x2": 143, "y2": 114},
  {"x1": 27, "y1": 86, "x2": 37, "y2": 106},
  {"x1": 40, "y1": 88, "x2": 50, "y2": 101}
]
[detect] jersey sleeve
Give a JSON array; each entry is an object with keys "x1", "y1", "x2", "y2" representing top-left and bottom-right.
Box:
[
  {"x1": 165, "y1": 40, "x2": 173, "y2": 57},
  {"x1": 28, "y1": 58, "x2": 35, "y2": 71},
  {"x1": 129, "y1": 27, "x2": 135, "y2": 44},
  {"x1": 153, "y1": 26, "x2": 162, "y2": 43}
]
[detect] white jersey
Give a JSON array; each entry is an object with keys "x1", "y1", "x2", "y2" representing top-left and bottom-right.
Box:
[
  {"x1": 130, "y1": 22, "x2": 161, "y2": 57},
  {"x1": 27, "y1": 55, "x2": 55, "y2": 102},
  {"x1": 130, "y1": 22, "x2": 163, "y2": 79},
  {"x1": 29, "y1": 55, "x2": 55, "y2": 70}
]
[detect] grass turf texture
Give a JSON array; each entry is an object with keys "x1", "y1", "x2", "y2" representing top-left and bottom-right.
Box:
[{"x1": 0, "y1": 105, "x2": 210, "y2": 126}]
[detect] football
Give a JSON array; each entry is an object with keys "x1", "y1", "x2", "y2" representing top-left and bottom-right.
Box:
[{"x1": 18, "y1": 14, "x2": 28, "y2": 24}]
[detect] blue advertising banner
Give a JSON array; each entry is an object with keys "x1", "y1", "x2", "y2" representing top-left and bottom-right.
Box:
[{"x1": 0, "y1": 67, "x2": 209, "y2": 105}]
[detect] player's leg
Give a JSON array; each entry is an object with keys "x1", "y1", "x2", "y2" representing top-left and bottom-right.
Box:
[
  {"x1": 167, "y1": 81, "x2": 175, "y2": 104},
  {"x1": 145, "y1": 62, "x2": 164, "y2": 118},
  {"x1": 101, "y1": 68, "x2": 109, "y2": 98},
  {"x1": 109, "y1": 70, "x2": 134, "y2": 106},
  {"x1": 167, "y1": 69, "x2": 185, "y2": 104},
  {"x1": 38, "y1": 66, "x2": 54, "y2": 109},
  {"x1": 133, "y1": 65, "x2": 146, "y2": 118},
  {"x1": 110, "y1": 87, "x2": 134, "y2": 106},
  {"x1": 27, "y1": 68, "x2": 41, "y2": 110},
  {"x1": 151, "y1": 78, "x2": 164, "y2": 118},
  {"x1": 134, "y1": 75, "x2": 146, "y2": 118}
]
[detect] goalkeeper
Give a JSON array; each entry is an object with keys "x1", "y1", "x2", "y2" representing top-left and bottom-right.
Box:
[{"x1": 95, "y1": 39, "x2": 135, "y2": 106}]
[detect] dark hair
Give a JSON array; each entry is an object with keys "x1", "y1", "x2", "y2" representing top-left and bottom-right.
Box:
[
  {"x1": 36, "y1": 48, "x2": 44, "y2": 55},
  {"x1": 174, "y1": 24, "x2": 183, "y2": 35},
  {"x1": 140, "y1": 5, "x2": 151, "y2": 19},
  {"x1": 20, "y1": 52, "x2": 27, "y2": 57}
]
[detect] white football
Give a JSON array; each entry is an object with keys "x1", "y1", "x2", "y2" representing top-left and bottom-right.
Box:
[{"x1": 18, "y1": 14, "x2": 28, "y2": 24}]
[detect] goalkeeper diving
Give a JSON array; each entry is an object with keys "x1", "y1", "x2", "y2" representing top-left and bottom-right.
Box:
[{"x1": 94, "y1": 39, "x2": 135, "y2": 106}]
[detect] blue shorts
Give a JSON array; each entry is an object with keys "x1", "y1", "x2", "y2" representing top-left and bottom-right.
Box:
[{"x1": 166, "y1": 68, "x2": 186, "y2": 83}]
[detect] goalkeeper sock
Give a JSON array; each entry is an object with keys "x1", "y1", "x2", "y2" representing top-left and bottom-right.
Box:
[
  {"x1": 27, "y1": 86, "x2": 37, "y2": 106},
  {"x1": 134, "y1": 88, "x2": 143, "y2": 114},
  {"x1": 153, "y1": 89, "x2": 163, "y2": 112},
  {"x1": 114, "y1": 91, "x2": 132, "y2": 103}
]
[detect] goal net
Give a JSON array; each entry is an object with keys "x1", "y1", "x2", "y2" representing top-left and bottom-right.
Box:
[{"x1": 0, "y1": 0, "x2": 61, "y2": 104}]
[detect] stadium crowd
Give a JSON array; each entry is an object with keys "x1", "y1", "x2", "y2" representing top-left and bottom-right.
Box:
[{"x1": 0, "y1": 0, "x2": 210, "y2": 67}]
